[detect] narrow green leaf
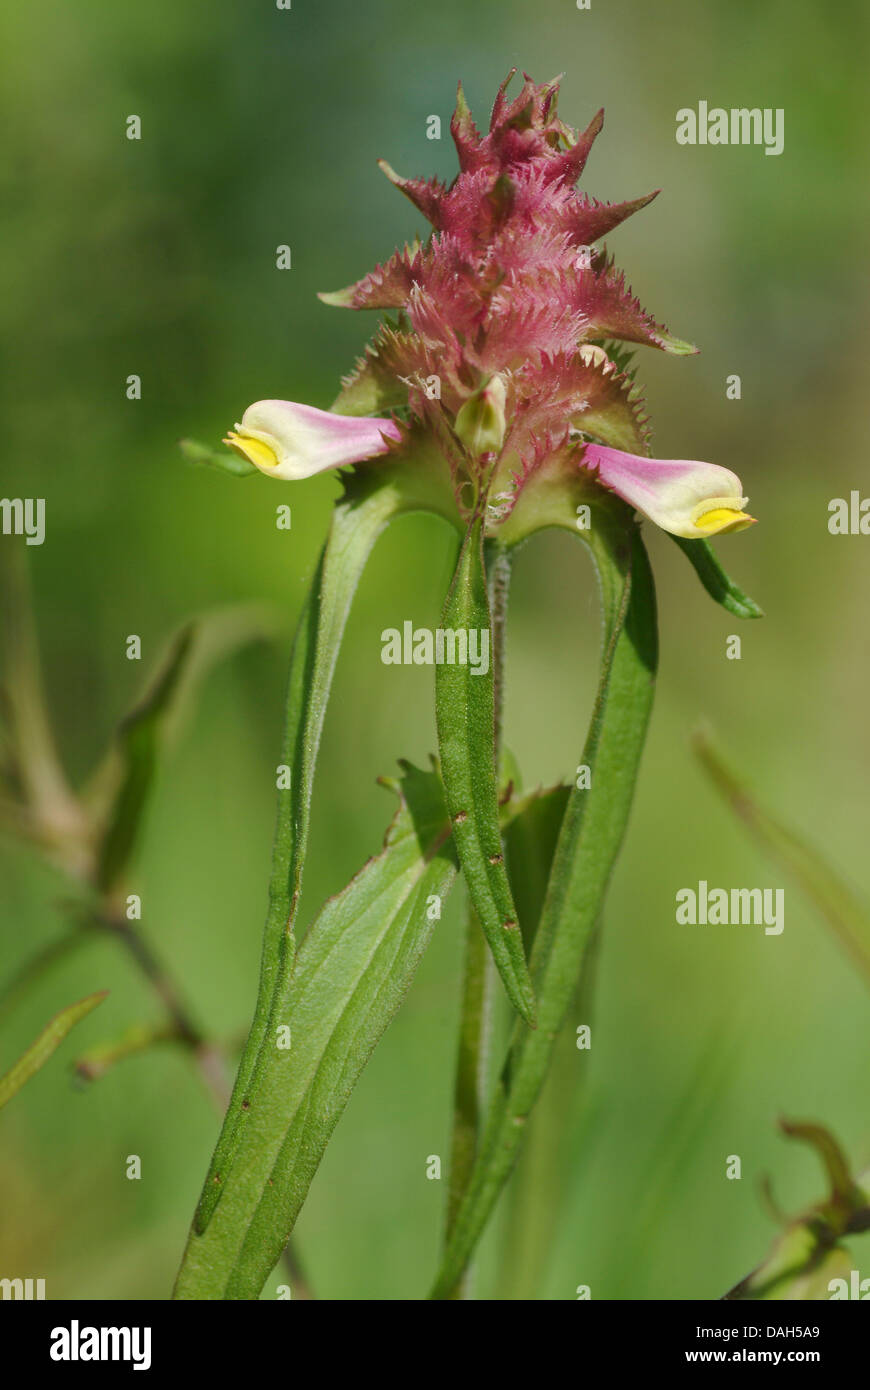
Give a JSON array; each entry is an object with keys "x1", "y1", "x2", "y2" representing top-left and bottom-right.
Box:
[
  {"x1": 502, "y1": 785, "x2": 571, "y2": 958},
  {"x1": 0, "y1": 991, "x2": 107, "y2": 1111},
  {"x1": 96, "y1": 626, "x2": 195, "y2": 890},
  {"x1": 443, "y1": 904, "x2": 491, "y2": 1283},
  {"x1": 670, "y1": 534, "x2": 763, "y2": 619},
  {"x1": 179, "y1": 437, "x2": 257, "y2": 477},
  {"x1": 430, "y1": 512, "x2": 658, "y2": 1297},
  {"x1": 190, "y1": 474, "x2": 411, "y2": 1238},
  {"x1": 495, "y1": 784, "x2": 579, "y2": 1300},
  {"x1": 174, "y1": 762, "x2": 457, "y2": 1298},
  {"x1": 435, "y1": 518, "x2": 536, "y2": 1025}
]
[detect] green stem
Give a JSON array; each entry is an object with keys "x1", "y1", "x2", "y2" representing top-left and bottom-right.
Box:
[
  {"x1": 495, "y1": 918, "x2": 602, "y2": 1300},
  {"x1": 444, "y1": 908, "x2": 493, "y2": 1291},
  {"x1": 435, "y1": 522, "x2": 535, "y2": 1023},
  {"x1": 430, "y1": 512, "x2": 658, "y2": 1298},
  {"x1": 441, "y1": 541, "x2": 510, "y2": 1297}
]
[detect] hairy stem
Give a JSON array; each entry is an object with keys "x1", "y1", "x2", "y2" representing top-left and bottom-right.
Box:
[
  {"x1": 444, "y1": 907, "x2": 493, "y2": 1295},
  {"x1": 441, "y1": 540, "x2": 510, "y2": 1297},
  {"x1": 495, "y1": 918, "x2": 602, "y2": 1299},
  {"x1": 430, "y1": 514, "x2": 658, "y2": 1298}
]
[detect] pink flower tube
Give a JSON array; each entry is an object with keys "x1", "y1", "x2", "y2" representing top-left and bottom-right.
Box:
[
  {"x1": 582, "y1": 443, "x2": 755, "y2": 538},
  {"x1": 224, "y1": 400, "x2": 402, "y2": 480}
]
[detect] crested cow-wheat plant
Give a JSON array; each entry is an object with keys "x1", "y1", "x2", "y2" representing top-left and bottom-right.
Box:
[{"x1": 172, "y1": 70, "x2": 760, "y2": 1301}]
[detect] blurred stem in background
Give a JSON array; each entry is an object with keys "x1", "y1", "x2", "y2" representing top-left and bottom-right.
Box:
[
  {"x1": 692, "y1": 727, "x2": 870, "y2": 987},
  {"x1": 0, "y1": 549, "x2": 90, "y2": 872},
  {"x1": 693, "y1": 727, "x2": 870, "y2": 1298},
  {"x1": 0, "y1": 548, "x2": 314, "y2": 1297},
  {"x1": 723, "y1": 1121, "x2": 870, "y2": 1301},
  {"x1": 444, "y1": 907, "x2": 494, "y2": 1299}
]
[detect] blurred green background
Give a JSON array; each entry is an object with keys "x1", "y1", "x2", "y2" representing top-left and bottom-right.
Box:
[{"x1": 2, "y1": 0, "x2": 869, "y2": 1300}]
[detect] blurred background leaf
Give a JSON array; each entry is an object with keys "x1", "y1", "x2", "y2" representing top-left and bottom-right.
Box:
[
  {"x1": 0, "y1": 992, "x2": 107, "y2": 1111},
  {"x1": 693, "y1": 726, "x2": 870, "y2": 986}
]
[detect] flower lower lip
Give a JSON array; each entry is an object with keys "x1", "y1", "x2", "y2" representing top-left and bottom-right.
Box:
[
  {"x1": 694, "y1": 506, "x2": 757, "y2": 535},
  {"x1": 223, "y1": 431, "x2": 280, "y2": 471}
]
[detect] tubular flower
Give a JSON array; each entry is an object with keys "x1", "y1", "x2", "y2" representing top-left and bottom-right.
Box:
[
  {"x1": 582, "y1": 444, "x2": 755, "y2": 538},
  {"x1": 224, "y1": 400, "x2": 402, "y2": 480},
  {"x1": 225, "y1": 72, "x2": 756, "y2": 540}
]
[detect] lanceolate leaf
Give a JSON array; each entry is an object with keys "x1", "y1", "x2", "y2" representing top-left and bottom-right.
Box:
[
  {"x1": 192, "y1": 471, "x2": 412, "y2": 1237},
  {"x1": 435, "y1": 517, "x2": 537, "y2": 1026},
  {"x1": 0, "y1": 991, "x2": 107, "y2": 1111},
  {"x1": 431, "y1": 510, "x2": 658, "y2": 1297},
  {"x1": 502, "y1": 785, "x2": 571, "y2": 957},
  {"x1": 670, "y1": 534, "x2": 763, "y2": 619},
  {"x1": 494, "y1": 784, "x2": 578, "y2": 1299},
  {"x1": 174, "y1": 762, "x2": 457, "y2": 1299}
]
